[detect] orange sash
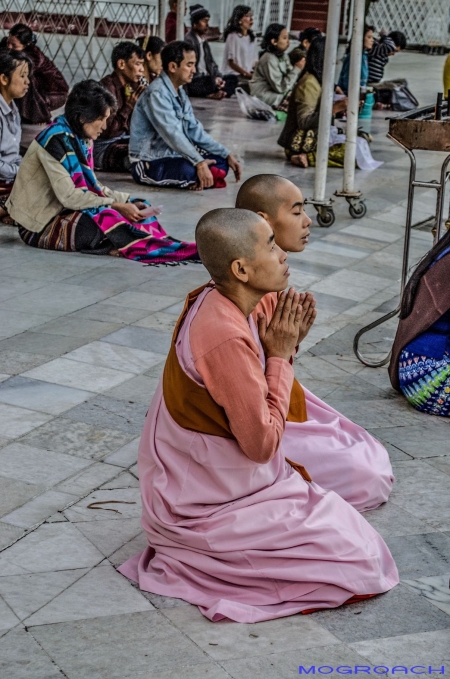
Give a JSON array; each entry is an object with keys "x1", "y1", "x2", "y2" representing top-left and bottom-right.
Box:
[{"x1": 162, "y1": 284, "x2": 311, "y2": 481}]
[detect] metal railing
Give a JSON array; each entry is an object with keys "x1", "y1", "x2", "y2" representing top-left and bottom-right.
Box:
[
  {"x1": 365, "y1": 0, "x2": 450, "y2": 47},
  {"x1": 0, "y1": 0, "x2": 158, "y2": 86}
]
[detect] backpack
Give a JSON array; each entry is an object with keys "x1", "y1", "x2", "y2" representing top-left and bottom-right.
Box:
[{"x1": 373, "y1": 79, "x2": 419, "y2": 111}]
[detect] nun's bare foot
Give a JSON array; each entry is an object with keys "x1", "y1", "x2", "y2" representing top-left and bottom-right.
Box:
[
  {"x1": 108, "y1": 248, "x2": 122, "y2": 257},
  {"x1": 188, "y1": 182, "x2": 201, "y2": 191},
  {"x1": 290, "y1": 154, "x2": 309, "y2": 168}
]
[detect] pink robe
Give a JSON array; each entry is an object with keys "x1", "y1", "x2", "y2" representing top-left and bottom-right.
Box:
[{"x1": 118, "y1": 287, "x2": 398, "y2": 623}]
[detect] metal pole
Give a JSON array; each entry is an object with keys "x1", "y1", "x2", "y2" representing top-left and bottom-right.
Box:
[
  {"x1": 342, "y1": 0, "x2": 364, "y2": 194},
  {"x1": 158, "y1": 0, "x2": 166, "y2": 39},
  {"x1": 262, "y1": 0, "x2": 271, "y2": 32},
  {"x1": 347, "y1": 0, "x2": 355, "y2": 40},
  {"x1": 313, "y1": 0, "x2": 342, "y2": 202},
  {"x1": 176, "y1": 0, "x2": 186, "y2": 41},
  {"x1": 87, "y1": 0, "x2": 96, "y2": 75},
  {"x1": 286, "y1": 0, "x2": 294, "y2": 32},
  {"x1": 278, "y1": 0, "x2": 284, "y2": 24}
]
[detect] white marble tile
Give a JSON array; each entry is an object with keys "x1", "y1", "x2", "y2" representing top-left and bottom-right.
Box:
[
  {"x1": 100, "y1": 471, "x2": 140, "y2": 489},
  {"x1": 25, "y1": 564, "x2": 153, "y2": 626},
  {"x1": 106, "y1": 291, "x2": 182, "y2": 312},
  {"x1": 64, "y1": 341, "x2": 165, "y2": 375},
  {"x1": 23, "y1": 358, "x2": 135, "y2": 393},
  {"x1": 64, "y1": 487, "x2": 141, "y2": 522},
  {"x1": 341, "y1": 224, "x2": 402, "y2": 242},
  {"x1": 56, "y1": 462, "x2": 122, "y2": 496},
  {"x1": 0, "y1": 283, "x2": 111, "y2": 320},
  {"x1": 0, "y1": 522, "x2": 25, "y2": 551},
  {"x1": 1, "y1": 626, "x2": 68, "y2": 677},
  {"x1": 75, "y1": 517, "x2": 143, "y2": 556},
  {"x1": 1, "y1": 490, "x2": 76, "y2": 529},
  {"x1": 350, "y1": 628, "x2": 450, "y2": 665},
  {"x1": 104, "y1": 437, "x2": 140, "y2": 468},
  {"x1": 284, "y1": 270, "x2": 321, "y2": 289},
  {"x1": 0, "y1": 403, "x2": 52, "y2": 438},
  {"x1": 0, "y1": 309, "x2": 49, "y2": 340},
  {"x1": 132, "y1": 311, "x2": 178, "y2": 332},
  {"x1": 0, "y1": 597, "x2": 20, "y2": 635},
  {"x1": 164, "y1": 605, "x2": 340, "y2": 661},
  {"x1": 402, "y1": 574, "x2": 450, "y2": 616},
  {"x1": 0, "y1": 569, "x2": 89, "y2": 620},
  {"x1": 310, "y1": 269, "x2": 392, "y2": 302},
  {"x1": 108, "y1": 532, "x2": 148, "y2": 568},
  {"x1": 0, "y1": 522, "x2": 105, "y2": 575},
  {"x1": 0, "y1": 442, "x2": 90, "y2": 487},
  {"x1": 0, "y1": 377, "x2": 91, "y2": 415},
  {"x1": 308, "y1": 240, "x2": 370, "y2": 259}
]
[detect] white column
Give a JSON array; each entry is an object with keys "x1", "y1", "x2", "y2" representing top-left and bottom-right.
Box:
[
  {"x1": 342, "y1": 0, "x2": 364, "y2": 193},
  {"x1": 158, "y1": 0, "x2": 166, "y2": 39},
  {"x1": 262, "y1": 0, "x2": 271, "y2": 33},
  {"x1": 313, "y1": 0, "x2": 342, "y2": 202},
  {"x1": 176, "y1": 0, "x2": 186, "y2": 40},
  {"x1": 278, "y1": 0, "x2": 284, "y2": 24},
  {"x1": 286, "y1": 0, "x2": 294, "y2": 32}
]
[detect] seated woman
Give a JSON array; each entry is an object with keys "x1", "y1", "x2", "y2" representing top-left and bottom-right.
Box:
[
  {"x1": 221, "y1": 5, "x2": 258, "y2": 91},
  {"x1": 6, "y1": 80, "x2": 199, "y2": 264},
  {"x1": 278, "y1": 37, "x2": 348, "y2": 168},
  {"x1": 250, "y1": 23, "x2": 303, "y2": 110},
  {"x1": 0, "y1": 49, "x2": 30, "y2": 224},
  {"x1": 278, "y1": 37, "x2": 382, "y2": 170},
  {"x1": 337, "y1": 25, "x2": 374, "y2": 96},
  {"x1": 136, "y1": 35, "x2": 165, "y2": 85},
  {"x1": 389, "y1": 231, "x2": 450, "y2": 417},
  {"x1": 2, "y1": 23, "x2": 68, "y2": 124}
]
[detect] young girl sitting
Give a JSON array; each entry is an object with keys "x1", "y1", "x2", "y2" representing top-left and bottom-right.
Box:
[
  {"x1": 0, "y1": 49, "x2": 30, "y2": 223},
  {"x1": 250, "y1": 23, "x2": 303, "y2": 110}
]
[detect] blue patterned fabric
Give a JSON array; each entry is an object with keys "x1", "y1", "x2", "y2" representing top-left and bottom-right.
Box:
[{"x1": 399, "y1": 349, "x2": 450, "y2": 417}]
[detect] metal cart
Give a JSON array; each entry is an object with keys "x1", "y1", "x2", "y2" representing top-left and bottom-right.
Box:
[{"x1": 353, "y1": 101, "x2": 450, "y2": 367}]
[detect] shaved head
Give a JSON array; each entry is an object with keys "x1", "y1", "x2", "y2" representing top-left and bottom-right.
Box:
[
  {"x1": 236, "y1": 174, "x2": 295, "y2": 217},
  {"x1": 196, "y1": 208, "x2": 263, "y2": 284}
]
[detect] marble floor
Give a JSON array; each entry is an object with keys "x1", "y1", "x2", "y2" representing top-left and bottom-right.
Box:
[{"x1": 1, "y1": 51, "x2": 450, "y2": 677}]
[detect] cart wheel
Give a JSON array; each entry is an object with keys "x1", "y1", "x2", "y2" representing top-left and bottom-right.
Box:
[
  {"x1": 349, "y1": 201, "x2": 367, "y2": 219},
  {"x1": 317, "y1": 209, "x2": 335, "y2": 227}
]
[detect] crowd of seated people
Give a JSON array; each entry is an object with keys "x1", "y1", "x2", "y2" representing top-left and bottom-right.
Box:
[{"x1": 0, "y1": 10, "x2": 409, "y2": 235}]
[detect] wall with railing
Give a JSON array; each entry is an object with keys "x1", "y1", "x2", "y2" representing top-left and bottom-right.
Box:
[
  {"x1": 365, "y1": 0, "x2": 450, "y2": 47},
  {"x1": 0, "y1": 0, "x2": 158, "y2": 85},
  {"x1": 0, "y1": 0, "x2": 297, "y2": 87}
]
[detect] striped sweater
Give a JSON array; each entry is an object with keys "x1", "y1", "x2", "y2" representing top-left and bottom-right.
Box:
[{"x1": 367, "y1": 36, "x2": 397, "y2": 84}]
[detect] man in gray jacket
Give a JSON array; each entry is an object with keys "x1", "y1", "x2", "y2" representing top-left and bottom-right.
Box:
[
  {"x1": 129, "y1": 41, "x2": 241, "y2": 190},
  {"x1": 185, "y1": 5, "x2": 237, "y2": 99}
]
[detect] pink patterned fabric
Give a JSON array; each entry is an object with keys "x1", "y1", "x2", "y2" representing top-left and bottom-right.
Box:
[{"x1": 118, "y1": 288, "x2": 398, "y2": 623}]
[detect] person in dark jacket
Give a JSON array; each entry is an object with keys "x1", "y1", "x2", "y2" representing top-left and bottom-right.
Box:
[
  {"x1": 1, "y1": 23, "x2": 68, "y2": 124},
  {"x1": 389, "y1": 230, "x2": 450, "y2": 417},
  {"x1": 94, "y1": 41, "x2": 146, "y2": 171},
  {"x1": 185, "y1": 5, "x2": 238, "y2": 99}
]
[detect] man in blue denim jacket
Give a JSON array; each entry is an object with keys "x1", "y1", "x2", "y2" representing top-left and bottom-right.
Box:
[{"x1": 129, "y1": 41, "x2": 242, "y2": 190}]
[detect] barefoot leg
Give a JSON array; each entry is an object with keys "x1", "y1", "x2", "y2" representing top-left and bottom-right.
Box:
[{"x1": 290, "y1": 154, "x2": 309, "y2": 168}]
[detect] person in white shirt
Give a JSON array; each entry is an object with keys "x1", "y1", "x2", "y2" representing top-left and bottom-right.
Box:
[{"x1": 222, "y1": 5, "x2": 258, "y2": 91}]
